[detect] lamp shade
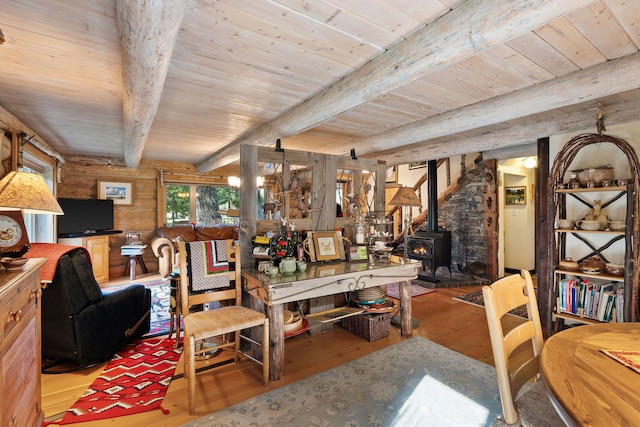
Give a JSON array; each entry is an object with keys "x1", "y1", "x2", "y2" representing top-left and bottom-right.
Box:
[
  {"x1": 0, "y1": 171, "x2": 63, "y2": 214},
  {"x1": 389, "y1": 186, "x2": 421, "y2": 207}
]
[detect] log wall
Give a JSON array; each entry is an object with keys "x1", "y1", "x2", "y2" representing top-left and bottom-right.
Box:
[{"x1": 57, "y1": 155, "x2": 233, "y2": 280}]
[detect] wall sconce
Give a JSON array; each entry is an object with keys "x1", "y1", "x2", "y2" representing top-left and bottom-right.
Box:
[
  {"x1": 523, "y1": 157, "x2": 537, "y2": 169},
  {"x1": 228, "y1": 176, "x2": 241, "y2": 188},
  {"x1": 228, "y1": 176, "x2": 263, "y2": 188},
  {"x1": 350, "y1": 148, "x2": 357, "y2": 160},
  {"x1": 275, "y1": 138, "x2": 284, "y2": 152}
]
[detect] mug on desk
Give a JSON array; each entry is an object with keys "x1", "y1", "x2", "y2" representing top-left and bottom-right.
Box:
[{"x1": 258, "y1": 261, "x2": 273, "y2": 273}]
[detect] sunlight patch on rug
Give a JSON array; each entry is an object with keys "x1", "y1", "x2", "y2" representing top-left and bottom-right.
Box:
[{"x1": 395, "y1": 376, "x2": 495, "y2": 425}]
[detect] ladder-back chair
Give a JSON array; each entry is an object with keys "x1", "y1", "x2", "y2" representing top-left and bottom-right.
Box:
[
  {"x1": 482, "y1": 270, "x2": 557, "y2": 425},
  {"x1": 178, "y1": 239, "x2": 269, "y2": 414}
]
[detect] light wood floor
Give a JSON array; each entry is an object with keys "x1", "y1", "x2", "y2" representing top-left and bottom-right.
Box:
[{"x1": 42, "y1": 273, "x2": 525, "y2": 427}]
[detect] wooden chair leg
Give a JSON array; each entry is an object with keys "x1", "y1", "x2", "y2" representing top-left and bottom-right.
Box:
[
  {"x1": 234, "y1": 331, "x2": 241, "y2": 363},
  {"x1": 262, "y1": 318, "x2": 270, "y2": 386},
  {"x1": 168, "y1": 312, "x2": 175, "y2": 339},
  {"x1": 186, "y1": 335, "x2": 196, "y2": 415}
]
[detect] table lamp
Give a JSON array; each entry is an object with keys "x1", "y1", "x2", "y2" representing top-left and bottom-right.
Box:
[
  {"x1": 389, "y1": 186, "x2": 422, "y2": 259},
  {"x1": 0, "y1": 171, "x2": 63, "y2": 256}
]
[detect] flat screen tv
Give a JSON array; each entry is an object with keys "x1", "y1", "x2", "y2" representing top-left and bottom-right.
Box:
[{"x1": 57, "y1": 198, "x2": 115, "y2": 237}]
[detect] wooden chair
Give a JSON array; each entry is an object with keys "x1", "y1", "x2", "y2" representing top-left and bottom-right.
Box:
[
  {"x1": 178, "y1": 239, "x2": 269, "y2": 414},
  {"x1": 482, "y1": 270, "x2": 553, "y2": 425}
]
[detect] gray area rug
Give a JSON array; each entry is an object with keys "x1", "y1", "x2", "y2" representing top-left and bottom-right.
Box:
[{"x1": 182, "y1": 336, "x2": 504, "y2": 427}]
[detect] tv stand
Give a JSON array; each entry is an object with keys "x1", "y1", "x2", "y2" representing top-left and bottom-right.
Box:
[
  {"x1": 58, "y1": 229, "x2": 122, "y2": 238},
  {"x1": 58, "y1": 234, "x2": 113, "y2": 283}
]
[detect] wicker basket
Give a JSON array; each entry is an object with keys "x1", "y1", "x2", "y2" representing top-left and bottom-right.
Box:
[{"x1": 341, "y1": 312, "x2": 391, "y2": 342}]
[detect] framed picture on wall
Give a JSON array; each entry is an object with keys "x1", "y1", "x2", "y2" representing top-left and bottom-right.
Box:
[
  {"x1": 505, "y1": 186, "x2": 526, "y2": 205},
  {"x1": 98, "y1": 180, "x2": 133, "y2": 206},
  {"x1": 409, "y1": 161, "x2": 427, "y2": 170},
  {"x1": 385, "y1": 166, "x2": 397, "y2": 183}
]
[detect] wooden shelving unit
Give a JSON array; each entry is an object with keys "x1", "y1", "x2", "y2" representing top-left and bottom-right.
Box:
[{"x1": 541, "y1": 133, "x2": 640, "y2": 334}]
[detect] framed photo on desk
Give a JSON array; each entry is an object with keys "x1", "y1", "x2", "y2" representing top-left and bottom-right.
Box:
[
  {"x1": 348, "y1": 245, "x2": 368, "y2": 262},
  {"x1": 313, "y1": 231, "x2": 342, "y2": 262}
]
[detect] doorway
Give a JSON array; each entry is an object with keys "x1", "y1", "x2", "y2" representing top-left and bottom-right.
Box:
[{"x1": 498, "y1": 159, "x2": 536, "y2": 277}]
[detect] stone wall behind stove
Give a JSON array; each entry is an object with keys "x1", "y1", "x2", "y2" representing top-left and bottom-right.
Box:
[{"x1": 434, "y1": 159, "x2": 487, "y2": 274}]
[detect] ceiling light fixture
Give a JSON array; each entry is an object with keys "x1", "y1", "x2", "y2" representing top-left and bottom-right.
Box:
[{"x1": 523, "y1": 157, "x2": 537, "y2": 169}]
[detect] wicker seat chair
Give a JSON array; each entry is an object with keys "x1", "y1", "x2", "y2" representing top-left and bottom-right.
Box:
[{"x1": 178, "y1": 239, "x2": 269, "y2": 414}]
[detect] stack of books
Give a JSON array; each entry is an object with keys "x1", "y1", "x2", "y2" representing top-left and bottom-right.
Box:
[{"x1": 121, "y1": 244, "x2": 147, "y2": 256}]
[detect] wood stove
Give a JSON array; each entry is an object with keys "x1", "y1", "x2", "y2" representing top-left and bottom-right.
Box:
[
  {"x1": 406, "y1": 160, "x2": 452, "y2": 278},
  {"x1": 407, "y1": 228, "x2": 451, "y2": 277}
]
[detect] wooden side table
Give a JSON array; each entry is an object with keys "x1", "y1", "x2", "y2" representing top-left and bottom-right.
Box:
[{"x1": 121, "y1": 245, "x2": 148, "y2": 280}]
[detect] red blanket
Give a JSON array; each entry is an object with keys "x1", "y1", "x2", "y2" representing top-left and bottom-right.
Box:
[{"x1": 24, "y1": 242, "x2": 90, "y2": 283}]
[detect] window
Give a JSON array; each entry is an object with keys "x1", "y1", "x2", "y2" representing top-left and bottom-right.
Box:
[
  {"x1": 20, "y1": 148, "x2": 57, "y2": 243},
  {"x1": 164, "y1": 183, "x2": 240, "y2": 227}
]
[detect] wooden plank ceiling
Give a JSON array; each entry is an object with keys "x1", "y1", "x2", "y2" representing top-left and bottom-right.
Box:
[{"x1": 1, "y1": 0, "x2": 640, "y2": 173}]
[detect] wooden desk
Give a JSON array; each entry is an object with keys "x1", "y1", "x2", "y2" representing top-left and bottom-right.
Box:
[
  {"x1": 0, "y1": 258, "x2": 46, "y2": 427},
  {"x1": 243, "y1": 258, "x2": 419, "y2": 380},
  {"x1": 540, "y1": 323, "x2": 640, "y2": 426}
]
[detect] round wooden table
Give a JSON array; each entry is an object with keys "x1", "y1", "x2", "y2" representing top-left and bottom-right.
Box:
[{"x1": 540, "y1": 323, "x2": 640, "y2": 426}]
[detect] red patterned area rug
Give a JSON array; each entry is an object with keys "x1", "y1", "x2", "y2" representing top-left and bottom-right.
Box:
[
  {"x1": 386, "y1": 281, "x2": 435, "y2": 299},
  {"x1": 49, "y1": 337, "x2": 182, "y2": 425}
]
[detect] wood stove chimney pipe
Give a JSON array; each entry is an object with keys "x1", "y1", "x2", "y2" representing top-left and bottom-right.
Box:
[{"x1": 427, "y1": 159, "x2": 438, "y2": 231}]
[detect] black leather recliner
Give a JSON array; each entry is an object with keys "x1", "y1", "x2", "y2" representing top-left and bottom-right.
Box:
[{"x1": 41, "y1": 247, "x2": 151, "y2": 369}]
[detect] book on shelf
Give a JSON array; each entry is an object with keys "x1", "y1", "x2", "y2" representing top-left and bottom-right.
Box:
[
  {"x1": 616, "y1": 288, "x2": 625, "y2": 322},
  {"x1": 557, "y1": 278, "x2": 622, "y2": 322}
]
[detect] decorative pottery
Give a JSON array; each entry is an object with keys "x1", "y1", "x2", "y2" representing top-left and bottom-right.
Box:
[
  {"x1": 296, "y1": 260, "x2": 307, "y2": 272},
  {"x1": 581, "y1": 256, "x2": 605, "y2": 274},
  {"x1": 574, "y1": 166, "x2": 614, "y2": 187},
  {"x1": 584, "y1": 200, "x2": 609, "y2": 229},
  {"x1": 0, "y1": 257, "x2": 27, "y2": 271},
  {"x1": 575, "y1": 220, "x2": 601, "y2": 231},
  {"x1": 282, "y1": 309, "x2": 303, "y2": 333},
  {"x1": 605, "y1": 264, "x2": 624, "y2": 277},
  {"x1": 609, "y1": 220, "x2": 625, "y2": 231},
  {"x1": 558, "y1": 257, "x2": 579, "y2": 271},
  {"x1": 557, "y1": 219, "x2": 574, "y2": 229},
  {"x1": 279, "y1": 257, "x2": 297, "y2": 274},
  {"x1": 267, "y1": 266, "x2": 279, "y2": 276}
]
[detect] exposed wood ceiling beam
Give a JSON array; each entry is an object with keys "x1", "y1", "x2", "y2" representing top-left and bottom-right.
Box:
[
  {"x1": 382, "y1": 95, "x2": 640, "y2": 165},
  {"x1": 352, "y1": 52, "x2": 640, "y2": 158},
  {"x1": 117, "y1": 0, "x2": 185, "y2": 168},
  {"x1": 196, "y1": 0, "x2": 591, "y2": 173}
]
